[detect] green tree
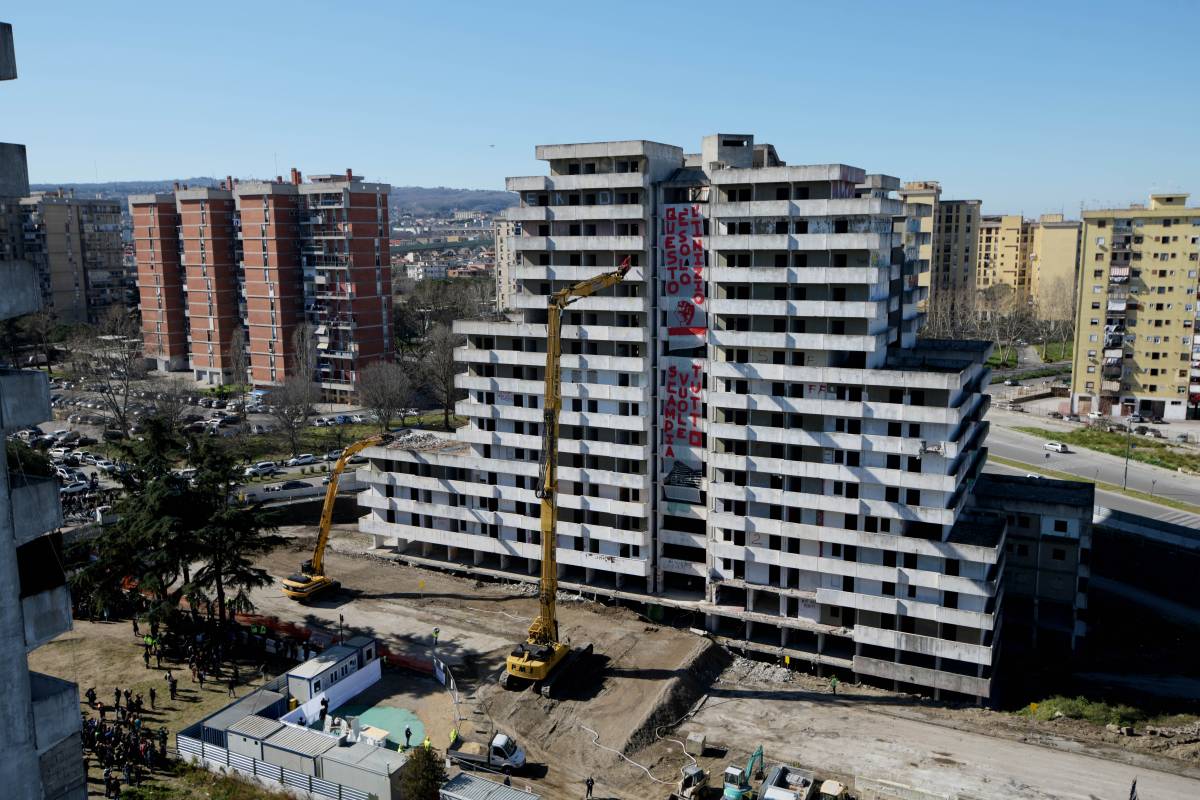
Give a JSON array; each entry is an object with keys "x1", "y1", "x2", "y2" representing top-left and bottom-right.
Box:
[
  {"x1": 77, "y1": 418, "x2": 196, "y2": 621},
  {"x1": 184, "y1": 436, "x2": 284, "y2": 626},
  {"x1": 399, "y1": 745, "x2": 448, "y2": 800}
]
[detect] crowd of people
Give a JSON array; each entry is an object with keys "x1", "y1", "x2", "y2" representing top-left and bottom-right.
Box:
[{"x1": 74, "y1": 598, "x2": 340, "y2": 795}]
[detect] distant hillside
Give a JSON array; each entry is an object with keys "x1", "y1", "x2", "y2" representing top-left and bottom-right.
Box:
[{"x1": 29, "y1": 179, "x2": 517, "y2": 216}]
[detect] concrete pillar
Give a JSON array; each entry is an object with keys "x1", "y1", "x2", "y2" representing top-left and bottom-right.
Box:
[
  {"x1": 447, "y1": 546, "x2": 458, "y2": 562},
  {"x1": 615, "y1": 573, "x2": 624, "y2": 590},
  {"x1": 473, "y1": 550, "x2": 484, "y2": 566},
  {"x1": 781, "y1": 627, "x2": 789, "y2": 649},
  {"x1": 0, "y1": 455, "x2": 42, "y2": 800},
  {"x1": 499, "y1": 554, "x2": 510, "y2": 571},
  {"x1": 744, "y1": 620, "x2": 753, "y2": 642},
  {"x1": 421, "y1": 542, "x2": 431, "y2": 558},
  {"x1": 747, "y1": 587, "x2": 756, "y2": 613},
  {"x1": 704, "y1": 613, "x2": 716, "y2": 634},
  {"x1": 816, "y1": 633, "x2": 826, "y2": 676},
  {"x1": 584, "y1": 567, "x2": 595, "y2": 585}
]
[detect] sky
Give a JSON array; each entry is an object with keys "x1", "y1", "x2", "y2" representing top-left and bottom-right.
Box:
[{"x1": 5, "y1": 1, "x2": 1199, "y2": 215}]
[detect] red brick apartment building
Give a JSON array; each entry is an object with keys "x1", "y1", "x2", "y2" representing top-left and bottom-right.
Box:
[{"x1": 130, "y1": 169, "x2": 391, "y2": 400}]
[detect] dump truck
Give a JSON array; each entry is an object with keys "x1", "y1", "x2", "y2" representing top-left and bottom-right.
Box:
[
  {"x1": 761, "y1": 764, "x2": 817, "y2": 800},
  {"x1": 667, "y1": 764, "x2": 708, "y2": 799},
  {"x1": 447, "y1": 732, "x2": 527, "y2": 774}
]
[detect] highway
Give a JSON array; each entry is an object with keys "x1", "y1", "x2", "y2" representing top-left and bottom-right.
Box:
[{"x1": 984, "y1": 417, "x2": 1200, "y2": 506}]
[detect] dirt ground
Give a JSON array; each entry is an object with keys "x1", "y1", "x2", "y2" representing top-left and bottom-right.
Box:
[
  {"x1": 28, "y1": 619, "x2": 279, "y2": 797},
  {"x1": 248, "y1": 526, "x2": 716, "y2": 799},
  {"x1": 41, "y1": 526, "x2": 1200, "y2": 800}
]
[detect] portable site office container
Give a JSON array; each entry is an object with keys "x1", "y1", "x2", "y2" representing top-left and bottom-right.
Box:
[
  {"x1": 286, "y1": 637, "x2": 377, "y2": 704},
  {"x1": 225, "y1": 715, "x2": 284, "y2": 761},
  {"x1": 440, "y1": 772, "x2": 542, "y2": 800},
  {"x1": 260, "y1": 726, "x2": 338, "y2": 776},
  {"x1": 199, "y1": 690, "x2": 287, "y2": 748},
  {"x1": 319, "y1": 739, "x2": 407, "y2": 799}
]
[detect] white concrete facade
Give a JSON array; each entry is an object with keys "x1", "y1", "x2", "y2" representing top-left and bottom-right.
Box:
[
  {"x1": 0, "y1": 21, "x2": 86, "y2": 799},
  {"x1": 358, "y1": 135, "x2": 1003, "y2": 702}
]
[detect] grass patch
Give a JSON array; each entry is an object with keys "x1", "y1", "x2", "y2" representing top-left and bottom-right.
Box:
[
  {"x1": 987, "y1": 351, "x2": 1019, "y2": 369},
  {"x1": 1013, "y1": 425, "x2": 1200, "y2": 473},
  {"x1": 987, "y1": 454, "x2": 1200, "y2": 514},
  {"x1": 123, "y1": 762, "x2": 294, "y2": 800},
  {"x1": 1017, "y1": 695, "x2": 1146, "y2": 727},
  {"x1": 1039, "y1": 340, "x2": 1073, "y2": 363},
  {"x1": 1016, "y1": 696, "x2": 1199, "y2": 729}
]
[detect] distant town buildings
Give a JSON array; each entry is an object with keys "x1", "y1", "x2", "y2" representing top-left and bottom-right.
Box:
[
  {"x1": 1071, "y1": 193, "x2": 1200, "y2": 420},
  {"x1": 0, "y1": 21, "x2": 87, "y2": 800},
  {"x1": 130, "y1": 169, "x2": 391, "y2": 400}
]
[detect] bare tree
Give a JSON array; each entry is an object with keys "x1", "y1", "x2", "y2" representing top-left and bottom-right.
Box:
[
  {"x1": 291, "y1": 323, "x2": 317, "y2": 384},
  {"x1": 68, "y1": 308, "x2": 147, "y2": 433},
  {"x1": 227, "y1": 326, "x2": 249, "y2": 410},
  {"x1": 422, "y1": 324, "x2": 464, "y2": 431},
  {"x1": 266, "y1": 377, "x2": 317, "y2": 457},
  {"x1": 22, "y1": 311, "x2": 56, "y2": 374},
  {"x1": 150, "y1": 377, "x2": 194, "y2": 427},
  {"x1": 1035, "y1": 275, "x2": 1077, "y2": 361},
  {"x1": 357, "y1": 360, "x2": 414, "y2": 432}
]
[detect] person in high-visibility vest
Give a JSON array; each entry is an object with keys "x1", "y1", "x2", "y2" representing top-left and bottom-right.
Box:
[
  {"x1": 449, "y1": 728, "x2": 458, "y2": 746},
  {"x1": 422, "y1": 736, "x2": 431, "y2": 750}
]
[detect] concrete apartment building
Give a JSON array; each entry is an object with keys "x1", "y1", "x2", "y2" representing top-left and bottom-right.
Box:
[
  {"x1": 0, "y1": 22, "x2": 87, "y2": 799},
  {"x1": 493, "y1": 217, "x2": 518, "y2": 311},
  {"x1": 1029, "y1": 214, "x2": 1082, "y2": 320},
  {"x1": 358, "y1": 134, "x2": 1009, "y2": 702},
  {"x1": 130, "y1": 170, "x2": 392, "y2": 399},
  {"x1": 19, "y1": 191, "x2": 126, "y2": 324},
  {"x1": 974, "y1": 475, "x2": 1092, "y2": 655},
  {"x1": 976, "y1": 213, "x2": 1081, "y2": 319},
  {"x1": 976, "y1": 214, "x2": 1031, "y2": 297},
  {"x1": 897, "y1": 182, "x2": 980, "y2": 316},
  {"x1": 1070, "y1": 193, "x2": 1200, "y2": 420}
]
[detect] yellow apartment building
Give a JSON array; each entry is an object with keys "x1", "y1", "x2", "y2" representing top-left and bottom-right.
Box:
[{"x1": 1071, "y1": 193, "x2": 1200, "y2": 420}]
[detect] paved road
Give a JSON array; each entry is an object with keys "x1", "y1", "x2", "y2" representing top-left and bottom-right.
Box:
[
  {"x1": 984, "y1": 422, "x2": 1200, "y2": 508},
  {"x1": 683, "y1": 689, "x2": 1200, "y2": 800}
]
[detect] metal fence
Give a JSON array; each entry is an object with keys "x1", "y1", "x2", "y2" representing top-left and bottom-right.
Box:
[
  {"x1": 433, "y1": 655, "x2": 463, "y2": 726},
  {"x1": 177, "y1": 733, "x2": 367, "y2": 800}
]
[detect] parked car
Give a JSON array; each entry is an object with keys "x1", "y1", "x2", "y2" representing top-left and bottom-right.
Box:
[
  {"x1": 287, "y1": 454, "x2": 316, "y2": 467},
  {"x1": 1047, "y1": 411, "x2": 1062, "y2": 419},
  {"x1": 1065, "y1": 414, "x2": 1081, "y2": 422},
  {"x1": 1129, "y1": 414, "x2": 1146, "y2": 423},
  {"x1": 243, "y1": 462, "x2": 281, "y2": 478},
  {"x1": 334, "y1": 414, "x2": 351, "y2": 425},
  {"x1": 1003, "y1": 379, "x2": 1019, "y2": 387},
  {"x1": 324, "y1": 450, "x2": 342, "y2": 462},
  {"x1": 95, "y1": 459, "x2": 117, "y2": 474},
  {"x1": 60, "y1": 481, "x2": 90, "y2": 495},
  {"x1": 48, "y1": 446, "x2": 72, "y2": 459},
  {"x1": 1145, "y1": 428, "x2": 1164, "y2": 439},
  {"x1": 279, "y1": 480, "x2": 310, "y2": 491},
  {"x1": 1175, "y1": 433, "x2": 1190, "y2": 443},
  {"x1": 1043, "y1": 441, "x2": 1069, "y2": 453},
  {"x1": 350, "y1": 414, "x2": 365, "y2": 424},
  {"x1": 311, "y1": 418, "x2": 327, "y2": 428}
]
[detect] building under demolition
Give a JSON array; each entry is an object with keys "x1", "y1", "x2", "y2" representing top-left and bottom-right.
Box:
[{"x1": 357, "y1": 135, "x2": 1088, "y2": 704}]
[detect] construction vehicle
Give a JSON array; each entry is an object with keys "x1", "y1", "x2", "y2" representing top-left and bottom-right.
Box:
[
  {"x1": 281, "y1": 433, "x2": 392, "y2": 601},
  {"x1": 501, "y1": 258, "x2": 632, "y2": 696},
  {"x1": 447, "y1": 731, "x2": 527, "y2": 774},
  {"x1": 667, "y1": 764, "x2": 709, "y2": 799},
  {"x1": 723, "y1": 745, "x2": 765, "y2": 800},
  {"x1": 817, "y1": 781, "x2": 849, "y2": 800},
  {"x1": 761, "y1": 765, "x2": 816, "y2": 800}
]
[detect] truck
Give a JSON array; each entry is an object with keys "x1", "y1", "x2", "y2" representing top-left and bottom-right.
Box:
[
  {"x1": 447, "y1": 732, "x2": 527, "y2": 774},
  {"x1": 761, "y1": 764, "x2": 817, "y2": 800},
  {"x1": 667, "y1": 765, "x2": 708, "y2": 799}
]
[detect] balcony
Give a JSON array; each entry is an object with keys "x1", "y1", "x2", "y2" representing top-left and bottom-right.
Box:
[
  {"x1": 512, "y1": 235, "x2": 645, "y2": 252},
  {"x1": 30, "y1": 672, "x2": 81, "y2": 753},
  {"x1": 1101, "y1": 380, "x2": 1121, "y2": 394},
  {"x1": 853, "y1": 655, "x2": 991, "y2": 698},
  {"x1": 0, "y1": 368, "x2": 50, "y2": 430},
  {"x1": 23, "y1": 583, "x2": 73, "y2": 651},
  {"x1": 11, "y1": 475, "x2": 63, "y2": 547}
]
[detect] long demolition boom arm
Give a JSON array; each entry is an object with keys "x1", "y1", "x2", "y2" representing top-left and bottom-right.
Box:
[
  {"x1": 528, "y1": 259, "x2": 632, "y2": 646},
  {"x1": 308, "y1": 433, "x2": 391, "y2": 575}
]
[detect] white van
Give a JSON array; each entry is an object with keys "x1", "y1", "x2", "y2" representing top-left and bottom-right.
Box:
[{"x1": 1043, "y1": 441, "x2": 1069, "y2": 453}]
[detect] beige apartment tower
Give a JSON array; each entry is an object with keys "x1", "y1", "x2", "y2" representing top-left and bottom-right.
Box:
[
  {"x1": 976, "y1": 214, "x2": 1031, "y2": 298},
  {"x1": 1070, "y1": 193, "x2": 1200, "y2": 421},
  {"x1": 899, "y1": 181, "x2": 982, "y2": 321},
  {"x1": 1030, "y1": 214, "x2": 1081, "y2": 320}
]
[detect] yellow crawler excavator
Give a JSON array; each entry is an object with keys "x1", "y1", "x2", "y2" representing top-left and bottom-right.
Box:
[
  {"x1": 281, "y1": 433, "x2": 392, "y2": 601},
  {"x1": 501, "y1": 258, "x2": 632, "y2": 697}
]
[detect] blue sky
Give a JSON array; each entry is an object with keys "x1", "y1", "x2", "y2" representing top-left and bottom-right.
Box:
[{"x1": 5, "y1": 1, "x2": 1198, "y2": 214}]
